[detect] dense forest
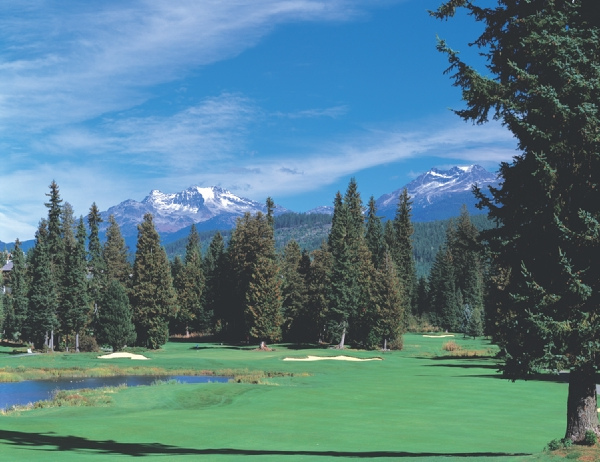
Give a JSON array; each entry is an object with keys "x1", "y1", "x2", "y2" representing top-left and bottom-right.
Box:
[{"x1": 0, "y1": 179, "x2": 487, "y2": 353}]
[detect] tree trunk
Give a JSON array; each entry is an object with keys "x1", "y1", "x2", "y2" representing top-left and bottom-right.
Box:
[
  {"x1": 76, "y1": 332, "x2": 80, "y2": 353},
  {"x1": 338, "y1": 323, "x2": 346, "y2": 349},
  {"x1": 565, "y1": 365, "x2": 599, "y2": 442}
]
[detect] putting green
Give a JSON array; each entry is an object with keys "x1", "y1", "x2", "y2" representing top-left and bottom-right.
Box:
[{"x1": 0, "y1": 334, "x2": 572, "y2": 461}]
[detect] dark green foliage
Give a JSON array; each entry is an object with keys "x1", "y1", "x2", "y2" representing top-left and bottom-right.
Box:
[
  {"x1": 102, "y1": 215, "x2": 132, "y2": 288},
  {"x1": 87, "y1": 203, "x2": 106, "y2": 313},
  {"x1": 203, "y1": 232, "x2": 227, "y2": 334},
  {"x1": 130, "y1": 213, "x2": 177, "y2": 349},
  {"x1": 171, "y1": 225, "x2": 207, "y2": 336},
  {"x1": 280, "y1": 240, "x2": 308, "y2": 342},
  {"x1": 245, "y1": 255, "x2": 283, "y2": 343},
  {"x1": 388, "y1": 189, "x2": 417, "y2": 313},
  {"x1": 227, "y1": 207, "x2": 281, "y2": 342},
  {"x1": 365, "y1": 196, "x2": 386, "y2": 268},
  {"x1": 61, "y1": 217, "x2": 91, "y2": 351},
  {"x1": 3, "y1": 240, "x2": 28, "y2": 340},
  {"x1": 26, "y1": 220, "x2": 59, "y2": 349},
  {"x1": 96, "y1": 279, "x2": 136, "y2": 351},
  {"x1": 428, "y1": 243, "x2": 459, "y2": 331},
  {"x1": 306, "y1": 242, "x2": 333, "y2": 344},
  {"x1": 433, "y1": 0, "x2": 600, "y2": 441}
]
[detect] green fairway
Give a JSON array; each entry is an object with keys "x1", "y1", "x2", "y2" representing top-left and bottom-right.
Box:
[{"x1": 0, "y1": 335, "x2": 574, "y2": 461}]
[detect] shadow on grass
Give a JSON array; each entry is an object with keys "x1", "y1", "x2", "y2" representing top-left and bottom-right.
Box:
[{"x1": 0, "y1": 430, "x2": 531, "y2": 458}]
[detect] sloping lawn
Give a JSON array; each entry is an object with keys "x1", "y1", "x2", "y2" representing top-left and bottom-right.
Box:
[{"x1": 0, "y1": 334, "x2": 572, "y2": 461}]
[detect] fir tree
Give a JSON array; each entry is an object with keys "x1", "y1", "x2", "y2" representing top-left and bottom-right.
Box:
[
  {"x1": 203, "y1": 232, "x2": 227, "y2": 334},
  {"x1": 102, "y1": 215, "x2": 131, "y2": 287},
  {"x1": 306, "y1": 242, "x2": 333, "y2": 344},
  {"x1": 96, "y1": 279, "x2": 136, "y2": 351},
  {"x1": 429, "y1": 243, "x2": 459, "y2": 332},
  {"x1": 61, "y1": 217, "x2": 91, "y2": 351},
  {"x1": 4, "y1": 240, "x2": 28, "y2": 341},
  {"x1": 390, "y1": 189, "x2": 417, "y2": 313},
  {"x1": 372, "y1": 251, "x2": 405, "y2": 350},
  {"x1": 130, "y1": 213, "x2": 177, "y2": 349},
  {"x1": 87, "y1": 202, "x2": 106, "y2": 316},
  {"x1": 280, "y1": 240, "x2": 308, "y2": 342},
  {"x1": 26, "y1": 220, "x2": 59, "y2": 349},
  {"x1": 171, "y1": 225, "x2": 206, "y2": 336},
  {"x1": 245, "y1": 254, "x2": 283, "y2": 343},
  {"x1": 433, "y1": 0, "x2": 600, "y2": 440},
  {"x1": 365, "y1": 196, "x2": 386, "y2": 268}
]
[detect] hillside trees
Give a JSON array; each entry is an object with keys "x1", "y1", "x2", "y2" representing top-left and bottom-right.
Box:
[
  {"x1": 130, "y1": 213, "x2": 177, "y2": 349},
  {"x1": 433, "y1": 0, "x2": 600, "y2": 441}
]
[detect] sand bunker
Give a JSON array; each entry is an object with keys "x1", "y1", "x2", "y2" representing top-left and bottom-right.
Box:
[
  {"x1": 97, "y1": 352, "x2": 150, "y2": 360},
  {"x1": 422, "y1": 334, "x2": 455, "y2": 338},
  {"x1": 283, "y1": 355, "x2": 382, "y2": 362}
]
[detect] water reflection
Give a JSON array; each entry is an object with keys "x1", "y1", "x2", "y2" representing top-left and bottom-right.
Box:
[{"x1": 0, "y1": 375, "x2": 229, "y2": 410}]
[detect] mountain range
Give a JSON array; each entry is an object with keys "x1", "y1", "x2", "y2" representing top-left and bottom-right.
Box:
[{"x1": 0, "y1": 165, "x2": 499, "y2": 251}]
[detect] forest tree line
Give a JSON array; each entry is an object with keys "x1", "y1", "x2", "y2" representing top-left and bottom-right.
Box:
[{"x1": 0, "y1": 178, "x2": 488, "y2": 352}]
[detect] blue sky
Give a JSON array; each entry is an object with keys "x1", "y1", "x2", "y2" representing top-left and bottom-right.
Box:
[{"x1": 0, "y1": 0, "x2": 517, "y2": 242}]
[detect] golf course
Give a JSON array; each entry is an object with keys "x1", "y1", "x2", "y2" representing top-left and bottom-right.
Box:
[{"x1": 0, "y1": 334, "x2": 582, "y2": 461}]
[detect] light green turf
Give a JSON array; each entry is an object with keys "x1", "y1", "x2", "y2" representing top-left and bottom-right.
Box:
[{"x1": 0, "y1": 334, "x2": 575, "y2": 461}]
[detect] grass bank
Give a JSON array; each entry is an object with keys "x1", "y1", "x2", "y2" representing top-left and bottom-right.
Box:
[{"x1": 0, "y1": 334, "x2": 585, "y2": 461}]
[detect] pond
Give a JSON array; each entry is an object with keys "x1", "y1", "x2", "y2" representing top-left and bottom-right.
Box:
[{"x1": 0, "y1": 375, "x2": 230, "y2": 411}]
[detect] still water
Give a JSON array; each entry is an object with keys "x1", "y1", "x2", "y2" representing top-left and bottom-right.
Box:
[{"x1": 0, "y1": 375, "x2": 229, "y2": 410}]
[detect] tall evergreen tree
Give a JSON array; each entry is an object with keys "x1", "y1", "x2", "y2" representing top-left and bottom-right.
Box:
[
  {"x1": 390, "y1": 189, "x2": 417, "y2": 313},
  {"x1": 372, "y1": 251, "x2": 405, "y2": 350},
  {"x1": 171, "y1": 225, "x2": 206, "y2": 336},
  {"x1": 203, "y1": 232, "x2": 227, "y2": 334},
  {"x1": 4, "y1": 240, "x2": 28, "y2": 341},
  {"x1": 130, "y1": 213, "x2": 177, "y2": 349},
  {"x1": 26, "y1": 220, "x2": 59, "y2": 349},
  {"x1": 433, "y1": 0, "x2": 600, "y2": 441},
  {"x1": 61, "y1": 217, "x2": 91, "y2": 351},
  {"x1": 102, "y1": 215, "x2": 131, "y2": 287},
  {"x1": 280, "y1": 240, "x2": 308, "y2": 342},
  {"x1": 227, "y1": 205, "x2": 282, "y2": 344},
  {"x1": 96, "y1": 279, "x2": 136, "y2": 352},
  {"x1": 365, "y1": 196, "x2": 386, "y2": 268},
  {"x1": 87, "y1": 202, "x2": 106, "y2": 315},
  {"x1": 306, "y1": 242, "x2": 333, "y2": 344},
  {"x1": 429, "y1": 243, "x2": 459, "y2": 332}
]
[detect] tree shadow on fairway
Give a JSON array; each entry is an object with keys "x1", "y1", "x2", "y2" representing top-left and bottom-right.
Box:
[{"x1": 0, "y1": 430, "x2": 531, "y2": 458}]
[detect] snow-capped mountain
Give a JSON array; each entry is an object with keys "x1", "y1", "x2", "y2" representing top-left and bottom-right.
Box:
[
  {"x1": 376, "y1": 165, "x2": 499, "y2": 222},
  {"x1": 101, "y1": 186, "x2": 289, "y2": 238}
]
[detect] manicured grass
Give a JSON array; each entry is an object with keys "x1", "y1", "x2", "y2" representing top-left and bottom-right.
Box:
[{"x1": 0, "y1": 334, "x2": 579, "y2": 461}]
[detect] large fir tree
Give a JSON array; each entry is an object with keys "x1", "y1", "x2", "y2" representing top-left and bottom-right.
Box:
[
  {"x1": 96, "y1": 279, "x2": 136, "y2": 352},
  {"x1": 203, "y1": 232, "x2": 227, "y2": 335},
  {"x1": 280, "y1": 240, "x2": 308, "y2": 342},
  {"x1": 26, "y1": 220, "x2": 59, "y2": 349},
  {"x1": 130, "y1": 213, "x2": 177, "y2": 349},
  {"x1": 102, "y1": 215, "x2": 131, "y2": 287},
  {"x1": 4, "y1": 240, "x2": 28, "y2": 341},
  {"x1": 87, "y1": 202, "x2": 106, "y2": 315},
  {"x1": 433, "y1": 0, "x2": 600, "y2": 441}
]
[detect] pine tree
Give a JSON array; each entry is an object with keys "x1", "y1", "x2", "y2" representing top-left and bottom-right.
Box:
[
  {"x1": 227, "y1": 203, "x2": 282, "y2": 344},
  {"x1": 96, "y1": 279, "x2": 136, "y2": 351},
  {"x1": 245, "y1": 254, "x2": 283, "y2": 343},
  {"x1": 203, "y1": 232, "x2": 227, "y2": 334},
  {"x1": 429, "y1": 243, "x2": 459, "y2": 332},
  {"x1": 372, "y1": 251, "x2": 405, "y2": 350},
  {"x1": 4, "y1": 240, "x2": 28, "y2": 341},
  {"x1": 280, "y1": 240, "x2": 308, "y2": 342},
  {"x1": 130, "y1": 213, "x2": 177, "y2": 349},
  {"x1": 26, "y1": 220, "x2": 59, "y2": 349},
  {"x1": 365, "y1": 196, "x2": 386, "y2": 268},
  {"x1": 171, "y1": 225, "x2": 206, "y2": 336},
  {"x1": 87, "y1": 202, "x2": 106, "y2": 316},
  {"x1": 433, "y1": 0, "x2": 600, "y2": 441},
  {"x1": 389, "y1": 189, "x2": 417, "y2": 313},
  {"x1": 61, "y1": 217, "x2": 91, "y2": 351},
  {"x1": 102, "y1": 215, "x2": 131, "y2": 287},
  {"x1": 306, "y1": 242, "x2": 333, "y2": 344}
]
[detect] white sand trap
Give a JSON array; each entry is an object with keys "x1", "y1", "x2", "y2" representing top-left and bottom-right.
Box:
[
  {"x1": 283, "y1": 355, "x2": 382, "y2": 362},
  {"x1": 98, "y1": 352, "x2": 149, "y2": 360},
  {"x1": 423, "y1": 334, "x2": 455, "y2": 338}
]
